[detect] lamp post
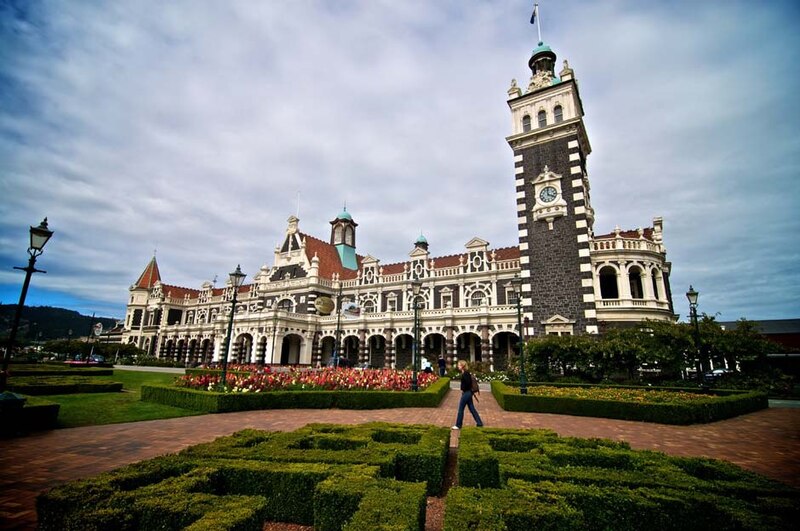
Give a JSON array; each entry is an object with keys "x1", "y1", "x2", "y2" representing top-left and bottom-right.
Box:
[
  {"x1": 270, "y1": 307, "x2": 279, "y2": 366},
  {"x1": 685, "y1": 285, "x2": 704, "y2": 384},
  {"x1": 333, "y1": 281, "x2": 343, "y2": 367},
  {"x1": 219, "y1": 265, "x2": 246, "y2": 391},
  {"x1": 1, "y1": 218, "x2": 54, "y2": 393},
  {"x1": 411, "y1": 278, "x2": 422, "y2": 392},
  {"x1": 510, "y1": 274, "x2": 527, "y2": 394}
]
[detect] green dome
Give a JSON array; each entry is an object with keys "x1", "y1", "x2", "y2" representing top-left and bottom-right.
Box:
[
  {"x1": 531, "y1": 41, "x2": 553, "y2": 56},
  {"x1": 416, "y1": 234, "x2": 428, "y2": 245},
  {"x1": 336, "y1": 207, "x2": 352, "y2": 221}
]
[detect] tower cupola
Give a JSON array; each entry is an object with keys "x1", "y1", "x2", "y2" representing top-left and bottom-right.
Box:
[
  {"x1": 330, "y1": 206, "x2": 358, "y2": 270},
  {"x1": 527, "y1": 41, "x2": 560, "y2": 91},
  {"x1": 414, "y1": 233, "x2": 429, "y2": 251}
]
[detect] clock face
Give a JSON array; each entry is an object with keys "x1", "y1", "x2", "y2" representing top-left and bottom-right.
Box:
[{"x1": 539, "y1": 186, "x2": 558, "y2": 203}]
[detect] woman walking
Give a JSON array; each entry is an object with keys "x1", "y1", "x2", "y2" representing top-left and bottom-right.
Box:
[{"x1": 452, "y1": 359, "x2": 483, "y2": 429}]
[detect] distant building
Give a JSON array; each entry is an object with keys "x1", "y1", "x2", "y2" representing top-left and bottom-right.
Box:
[
  {"x1": 121, "y1": 37, "x2": 675, "y2": 369},
  {"x1": 719, "y1": 319, "x2": 800, "y2": 352}
]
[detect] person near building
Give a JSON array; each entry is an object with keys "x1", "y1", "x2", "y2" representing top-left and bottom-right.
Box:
[
  {"x1": 437, "y1": 355, "x2": 446, "y2": 376},
  {"x1": 452, "y1": 359, "x2": 483, "y2": 430}
]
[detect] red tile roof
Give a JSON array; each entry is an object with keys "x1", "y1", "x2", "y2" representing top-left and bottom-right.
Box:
[
  {"x1": 364, "y1": 246, "x2": 520, "y2": 276},
  {"x1": 301, "y1": 233, "x2": 361, "y2": 280},
  {"x1": 134, "y1": 257, "x2": 161, "y2": 289},
  {"x1": 161, "y1": 284, "x2": 200, "y2": 300}
]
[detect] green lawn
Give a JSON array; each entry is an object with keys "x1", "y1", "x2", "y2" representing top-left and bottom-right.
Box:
[{"x1": 44, "y1": 370, "x2": 203, "y2": 428}]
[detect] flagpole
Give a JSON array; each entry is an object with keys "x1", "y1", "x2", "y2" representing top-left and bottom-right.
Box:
[{"x1": 535, "y1": 4, "x2": 542, "y2": 43}]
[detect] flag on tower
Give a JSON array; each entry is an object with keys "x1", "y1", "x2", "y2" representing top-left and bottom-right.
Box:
[{"x1": 530, "y1": 3, "x2": 538, "y2": 25}]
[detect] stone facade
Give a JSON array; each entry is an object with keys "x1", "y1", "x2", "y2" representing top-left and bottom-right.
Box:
[{"x1": 120, "y1": 39, "x2": 675, "y2": 369}]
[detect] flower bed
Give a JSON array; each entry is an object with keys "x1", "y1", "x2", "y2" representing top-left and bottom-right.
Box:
[
  {"x1": 142, "y1": 374, "x2": 450, "y2": 412},
  {"x1": 177, "y1": 367, "x2": 439, "y2": 393},
  {"x1": 491, "y1": 381, "x2": 768, "y2": 424}
]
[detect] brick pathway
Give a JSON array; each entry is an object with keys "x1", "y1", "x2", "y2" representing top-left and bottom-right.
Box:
[{"x1": 2, "y1": 386, "x2": 799, "y2": 530}]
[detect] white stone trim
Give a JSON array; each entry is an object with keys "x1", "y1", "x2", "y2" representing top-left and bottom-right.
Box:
[
  {"x1": 570, "y1": 166, "x2": 582, "y2": 175},
  {"x1": 569, "y1": 152, "x2": 580, "y2": 162},
  {"x1": 514, "y1": 154, "x2": 523, "y2": 163},
  {"x1": 520, "y1": 255, "x2": 530, "y2": 264},
  {"x1": 586, "y1": 325, "x2": 599, "y2": 334},
  {"x1": 518, "y1": 228, "x2": 528, "y2": 237},
  {"x1": 515, "y1": 166, "x2": 524, "y2": 175},
  {"x1": 577, "y1": 234, "x2": 589, "y2": 243},
  {"x1": 578, "y1": 248, "x2": 590, "y2": 257},
  {"x1": 573, "y1": 192, "x2": 584, "y2": 202},
  {"x1": 574, "y1": 205, "x2": 586, "y2": 215},
  {"x1": 519, "y1": 242, "x2": 529, "y2": 251},
  {"x1": 515, "y1": 177, "x2": 524, "y2": 186},
  {"x1": 585, "y1": 309, "x2": 597, "y2": 319},
  {"x1": 520, "y1": 269, "x2": 531, "y2": 278},
  {"x1": 576, "y1": 219, "x2": 587, "y2": 228},
  {"x1": 582, "y1": 293, "x2": 595, "y2": 303},
  {"x1": 567, "y1": 140, "x2": 579, "y2": 149},
  {"x1": 521, "y1": 297, "x2": 532, "y2": 306},
  {"x1": 572, "y1": 179, "x2": 583, "y2": 188},
  {"x1": 518, "y1": 215, "x2": 527, "y2": 224},
  {"x1": 516, "y1": 191, "x2": 525, "y2": 199},
  {"x1": 517, "y1": 203, "x2": 526, "y2": 212},
  {"x1": 581, "y1": 278, "x2": 593, "y2": 287},
  {"x1": 580, "y1": 263, "x2": 592, "y2": 272}
]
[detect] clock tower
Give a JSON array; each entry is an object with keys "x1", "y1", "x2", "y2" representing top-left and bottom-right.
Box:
[{"x1": 506, "y1": 42, "x2": 598, "y2": 336}]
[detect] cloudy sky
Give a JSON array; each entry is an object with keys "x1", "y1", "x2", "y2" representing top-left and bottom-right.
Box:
[{"x1": 1, "y1": 0, "x2": 798, "y2": 322}]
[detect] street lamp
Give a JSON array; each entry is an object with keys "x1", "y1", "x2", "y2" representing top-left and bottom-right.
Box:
[
  {"x1": 333, "y1": 281, "x2": 343, "y2": 367},
  {"x1": 510, "y1": 274, "x2": 527, "y2": 394},
  {"x1": 219, "y1": 265, "x2": 246, "y2": 391},
  {"x1": 685, "y1": 285, "x2": 705, "y2": 384},
  {"x1": 1, "y1": 218, "x2": 54, "y2": 393},
  {"x1": 411, "y1": 278, "x2": 422, "y2": 392}
]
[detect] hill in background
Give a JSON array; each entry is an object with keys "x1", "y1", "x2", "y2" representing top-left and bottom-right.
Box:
[{"x1": 0, "y1": 305, "x2": 119, "y2": 342}]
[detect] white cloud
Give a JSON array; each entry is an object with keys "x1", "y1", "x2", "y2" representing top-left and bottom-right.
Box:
[{"x1": 1, "y1": 0, "x2": 798, "y2": 320}]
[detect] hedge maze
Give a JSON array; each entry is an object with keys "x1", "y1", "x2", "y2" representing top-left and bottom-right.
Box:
[
  {"x1": 449, "y1": 427, "x2": 799, "y2": 530},
  {"x1": 37, "y1": 423, "x2": 449, "y2": 531},
  {"x1": 37, "y1": 423, "x2": 798, "y2": 530}
]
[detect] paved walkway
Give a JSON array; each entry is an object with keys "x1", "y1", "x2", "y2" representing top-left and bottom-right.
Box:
[{"x1": 2, "y1": 386, "x2": 799, "y2": 530}]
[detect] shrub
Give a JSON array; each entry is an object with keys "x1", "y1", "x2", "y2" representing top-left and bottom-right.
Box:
[
  {"x1": 142, "y1": 376, "x2": 450, "y2": 412},
  {"x1": 491, "y1": 380, "x2": 768, "y2": 424}
]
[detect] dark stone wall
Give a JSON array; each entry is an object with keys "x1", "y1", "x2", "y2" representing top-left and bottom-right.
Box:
[{"x1": 515, "y1": 132, "x2": 597, "y2": 335}]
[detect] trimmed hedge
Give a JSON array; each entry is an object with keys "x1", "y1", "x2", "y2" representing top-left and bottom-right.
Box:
[
  {"x1": 141, "y1": 376, "x2": 450, "y2": 412},
  {"x1": 8, "y1": 364, "x2": 114, "y2": 377},
  {"x1": 0, "y1": 395, "x2": 60, "y2": 436},
  {"x1": 449, "y1": 427, "x2": 799, "y2": 530},
  {"x1": 491, "y1": 380, "x2": 768, "y2": 424},
  {"x1": 38, "y1": 423, "x2": 443, "y2": 530},
  {"x1": 8, "y1": 376, "x2": 123, "y2": 395},
  {"x1": 179, "y1": 423, "x2": 450, "y2": 496}
]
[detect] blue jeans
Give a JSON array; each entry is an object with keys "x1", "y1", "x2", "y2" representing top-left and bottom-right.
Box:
[{"x1": 455, "y1": 391, "x2": 483, "y2": 428}]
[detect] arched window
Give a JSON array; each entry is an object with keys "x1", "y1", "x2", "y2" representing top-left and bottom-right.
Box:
[
  {"x1": 537, "y1": 110, "x2": 547, "y2": 128},
  {"x1": 522, "y1": 115, "x2": 531, "y2": 132},
  {"x1": 629, "y1": 267, "x2": 644, "y2": 299},
  {"x1": 278, "y1": 298, "x2": 294, "y2": 312},
  {"x1": 554, "y1": 105, "x2": 563, "y2": 123},
  {"x1": 334, "y1": 225, "x2": 343, "y2": 243},
  {"x1": 470, "y1": 292, "x2": 486, "y2": 307},
  {"x1": 599, "y1": 266, "x2": 619, "y2": 299},
  {"x1": 345, "y1": 226, "x2": 354, "y2": 246},
  {"x1": 362, "y1": 300, "x2": 375, "y2": 314}
]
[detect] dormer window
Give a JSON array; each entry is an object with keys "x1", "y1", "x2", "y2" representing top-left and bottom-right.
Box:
[
  {"x1": 538, "y1": 110, "x2": 547, "y2": 128},
  {"x1": 554, "y1": 105, "x2": 563, "y2": 123},
  {"x1": 522, "y1": 115, "x2": 531, "y2": 132}
]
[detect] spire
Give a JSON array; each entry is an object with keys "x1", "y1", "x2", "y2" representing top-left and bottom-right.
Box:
[{"x1": 134, "y1": 256, "x2": 161, "y2": 289}]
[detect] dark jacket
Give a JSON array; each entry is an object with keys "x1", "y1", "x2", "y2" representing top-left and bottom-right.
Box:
[{"x1": 460, "y1": 370, "x2": 473, "y2": 392}]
